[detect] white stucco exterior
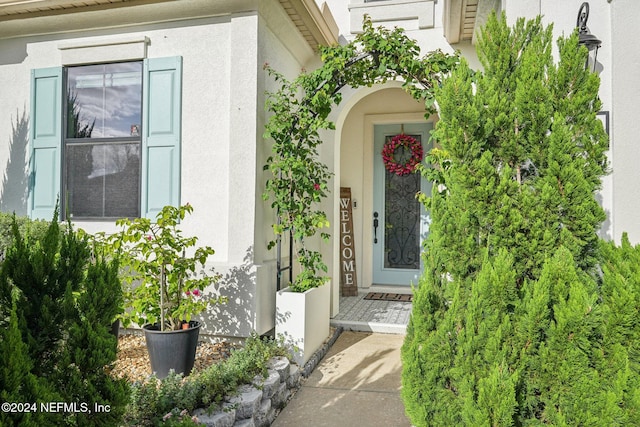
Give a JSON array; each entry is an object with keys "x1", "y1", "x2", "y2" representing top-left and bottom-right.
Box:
[
  {"x1": 1, "y1": 0, "x2": 639, "y2": 340},
  {"x1": 0, "y1": 0, "x2": 324, "y2": 340}
]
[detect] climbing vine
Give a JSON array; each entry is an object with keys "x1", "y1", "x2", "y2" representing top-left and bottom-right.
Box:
[{"x1": 263, "y1": 17, "x2": 459, "y2": 292}]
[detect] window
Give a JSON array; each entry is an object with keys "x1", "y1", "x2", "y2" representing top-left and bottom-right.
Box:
[
  {"x1": 65, "y1": 62, "x2": 142, "y2": 219},
  {"x1": 29, "y1": 57, "x2": 182, "y2": 221},
  {"x1": 350, "y1": 0, "x2": 435, "y2": 34}
]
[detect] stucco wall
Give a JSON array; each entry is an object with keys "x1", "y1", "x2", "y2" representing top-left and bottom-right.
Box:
[
  {"x1": 610, "y1": 1, "x2": 640, "y2": 244},
  {"x1": 253, "y1": 2, "x2": 327, "y2": 326},
  {"x1": 0, "y1": 39, "x2": 34, "y2": 216},
  {"x1": 0, "y1": 0, "x2": 316, "y2": 339},
  {"x1": 323, "y1": 0, "x2": 457, "y2": 55},
  {"x1": 0, "y1": 17, "x2": 239, "y2": 251},
  {"x1": 0, "y1": 16, "x2": 257, "y2": 338}
]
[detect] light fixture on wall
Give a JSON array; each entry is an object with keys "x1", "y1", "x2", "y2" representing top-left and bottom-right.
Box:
[{"x1": 576, "y1": 2, "x2": 602, "y2": 72}]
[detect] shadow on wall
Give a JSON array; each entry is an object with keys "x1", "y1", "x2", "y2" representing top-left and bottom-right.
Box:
[
  {"x1": 200, "y1": 246, "x2": 256, "y2": 340},
  {"x1": 0, "y1": 39, "x2": 28, "y2": 66},
  {"x1": 0, "y1": 108, "x2": 29, "y2": 215}
]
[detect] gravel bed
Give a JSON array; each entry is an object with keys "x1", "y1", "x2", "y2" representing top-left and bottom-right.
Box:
[{"x1": 111, "y1": 334, "x2": 236, "y2": 382}]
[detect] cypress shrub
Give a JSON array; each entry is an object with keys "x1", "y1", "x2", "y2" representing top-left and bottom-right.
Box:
[
  {"x1": 0, "y1": 298, "x2": 63, "y2": 427},
  {"x1": 401, "y1": 13, "x2": 640, "y2": 426},
  {"x1": 0, "y1": 214, "x2": 71, "y2": 377},
  {"x1": 0, "y1": 210, "x2": 129, "y2": 426},
  {"x1": 55, "y1": 243, "x2": 129, "y2": 426}
]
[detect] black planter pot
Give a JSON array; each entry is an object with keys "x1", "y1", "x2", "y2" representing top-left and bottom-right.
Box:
[
  {"x1": 142, "y1": 321, "x2": 201, "y2": 379},
  {"x1": 110, "y1": 320, "x2": 120, "y2": 339}
]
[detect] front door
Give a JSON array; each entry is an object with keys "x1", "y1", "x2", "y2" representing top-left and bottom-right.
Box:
[{"x1": 372, "y1": 123, "x2": 432, "y2": 286}]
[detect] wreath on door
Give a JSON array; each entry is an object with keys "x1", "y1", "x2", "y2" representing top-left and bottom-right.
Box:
[{"x1": 381, "y1": 134, "x2": 423, "y2": 176}]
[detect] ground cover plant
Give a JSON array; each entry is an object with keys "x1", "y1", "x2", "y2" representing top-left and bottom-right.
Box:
[
  {"x1": 402, "y1": 12, "x2": 640, "y2": 426},
  {"x1": 124, "y1": 333, "x2": 288, "y2": 426}
]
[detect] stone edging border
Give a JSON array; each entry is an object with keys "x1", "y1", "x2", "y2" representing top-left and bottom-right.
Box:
[
  {"x1": 300, "y1": 325, "x2": 344, "y2": 378},
  {"x1": 192, "y1": 326, "x2": 344, "y2": 426}
]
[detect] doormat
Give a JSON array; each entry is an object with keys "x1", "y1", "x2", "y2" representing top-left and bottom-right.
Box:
[{"x1": 363, "y1": 292, "x2": 413, "y2": 302}]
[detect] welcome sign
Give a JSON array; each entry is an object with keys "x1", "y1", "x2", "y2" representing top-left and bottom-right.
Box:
[{"x1": 340, "y1": 187, "x2": 358, "y2": 296}]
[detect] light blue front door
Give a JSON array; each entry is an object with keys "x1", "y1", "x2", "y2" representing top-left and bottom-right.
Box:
[{"x1": 372, "y1": 123, "x2": 432, "y2": 286}]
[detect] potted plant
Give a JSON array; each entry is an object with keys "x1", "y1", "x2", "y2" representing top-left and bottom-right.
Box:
[
  {"x1": 97, "y1": 203, "x2": 224, "y2": 378},
  {"x1": 263, "y1": 65, "x2": 333, "y2": 365}
]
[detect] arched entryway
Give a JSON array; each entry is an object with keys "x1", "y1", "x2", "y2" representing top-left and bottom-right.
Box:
[
  {"x1": 262, "y1": 19, "x2": 458, "y2": 334},
  {"x1": 329, "y1": 83, "x2": 438, "y2": 319}
]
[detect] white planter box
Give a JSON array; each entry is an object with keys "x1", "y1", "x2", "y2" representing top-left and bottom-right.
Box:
[{"x1": 275, "y1": 282, "x2": 330, "y2": 366}]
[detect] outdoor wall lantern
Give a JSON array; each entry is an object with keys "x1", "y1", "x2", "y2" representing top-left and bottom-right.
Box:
[{"x1": 576, "y1": 2, "x2": 602, "y2": 72}]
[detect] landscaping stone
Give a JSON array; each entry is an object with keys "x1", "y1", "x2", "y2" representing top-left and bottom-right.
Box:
[
  {"x1": 149, "y1": 328, "x2": 343, "y2": 425},
  {"x1": 265, "y1": 407, "x2": 277, "y2": 426},
  {"x1": 254, "y1": 399, "x2": 271, "y2": 427},
  {"x1": 193, "y1": 408, "x2": 236, "y2": 427},
  {"x1": 272, "y1": 381, "x2": 290, "y2": 409},
  {"x1": 254, "y1": 371, "x2": 281, "y2": 399},
  {"x1": 267, "y1": 357, "x2": 290, "y2": 382},
  {"x1": 286, "y1": 364, "x2": 300, "y2": 389},
  {"x1": 233, "y1": 419, "x2": 255, "y2": 427},
  {"x1": 229, "y1": 385, "x2": 263, "y2": 420}
]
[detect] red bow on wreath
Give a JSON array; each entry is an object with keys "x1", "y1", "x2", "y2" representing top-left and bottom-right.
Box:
[{"x1": 381, "y1": 134, "x2": 424, "y2": 176}]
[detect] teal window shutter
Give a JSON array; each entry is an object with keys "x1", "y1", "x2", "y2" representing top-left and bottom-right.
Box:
[
  {"x1": 29, "y1": 67, "x2": 62, "y2": 220},
  {"x1": 141, "y1": 56, "x2": 182, "y2": 219}
]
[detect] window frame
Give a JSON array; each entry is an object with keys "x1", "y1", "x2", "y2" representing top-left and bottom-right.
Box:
[
  {"x1": 28, "y1": 56, "x2": 183, "y2": 222},
  {"x1": 62, "y1": 60, "x2": 144, "y2": 221}
]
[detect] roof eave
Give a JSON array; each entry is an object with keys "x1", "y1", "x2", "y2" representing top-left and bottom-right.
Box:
[{"x1": 280, "y1": 0, "x2": 339, "y2": 50}]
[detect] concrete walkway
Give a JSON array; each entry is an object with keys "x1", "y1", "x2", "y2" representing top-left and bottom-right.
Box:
[{"x1": 273, "y1": 331, "x2": 412, "y2": 427}]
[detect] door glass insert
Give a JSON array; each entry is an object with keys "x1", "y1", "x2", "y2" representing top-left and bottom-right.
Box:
[{"x1": 384, "y1": 134, "x2": 421, "y2": 269}]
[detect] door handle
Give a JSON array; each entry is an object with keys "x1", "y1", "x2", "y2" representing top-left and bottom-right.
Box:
[{"x1": 373, "y1": 212, "x2": 379, "y2": 244}]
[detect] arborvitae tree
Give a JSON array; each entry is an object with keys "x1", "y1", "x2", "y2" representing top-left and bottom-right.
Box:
[
  {"x1": 455, "y1": 250, "x2": 518, "y2": 426},
  {"x1": 401, "y1": 13, "x2": 637, "y2": 426},
  {"x1": 520, "y1": 248, "x2": 604, "y2": 425}
]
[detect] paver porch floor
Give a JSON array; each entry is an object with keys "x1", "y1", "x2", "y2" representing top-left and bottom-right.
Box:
[{"x1": 330, "y1": 292, "x2": 412, "y2": 334}]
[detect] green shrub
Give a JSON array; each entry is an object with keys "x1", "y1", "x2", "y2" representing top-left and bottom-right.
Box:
[
  {"x1": 0, "y1": 296, "x2": 63, "y2": 426},
  {"x1": 0, "y1": 208, "x2": 129, "y2": 426},
  {"x1": 400, "y1": 12, "x2": 640, "y2": 426},
  {"x1": 125, "y1": 333, "x2": 288, "y2": 426},
  {"x1": 0, "y1": 211, "x2": 51, "y2": 254}
]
